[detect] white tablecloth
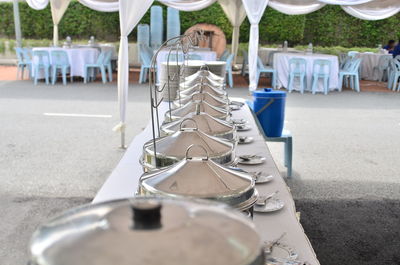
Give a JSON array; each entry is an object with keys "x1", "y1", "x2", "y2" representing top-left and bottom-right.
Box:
[
  {"x1": 32, "y1": 47, "x2": 99, "y2": 78},
  {"x1": 356, "y1": 53, "x2": 392, "y2": 81},
  {"x1": 259, "y1": 47, "x2": 300, "y2": 66},
  {"x1": 93, "y1": 98, "x2": 320, "y2": 265},
  {"x1": 156, "y1": 49, "x2": 217, "y2": 81},
  {"x1": 274, "y1": 52, "x2": 339, "y2": 92}
]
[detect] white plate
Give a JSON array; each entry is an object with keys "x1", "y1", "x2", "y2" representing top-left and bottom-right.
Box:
[
  {"x1": 254, "y1": 198, "x2": 284, "y2": 213},
  {"x1": 238, "y1": 136, "x2": 254, "y2": 144},
  {"x1": 238, "y1": 155, "x2": 266, "y2": 165},
  {"x1": 254, "y1": 174, "x2": 273, "y2": 184},
  {"x1": 231, "y1": 118, "x2": 247, "y2": 125},
  {"x1": 236, "y1": 124, "x2": 252, "y2": 131}
]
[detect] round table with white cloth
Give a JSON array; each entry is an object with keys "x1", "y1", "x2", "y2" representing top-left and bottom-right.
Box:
[
  {"x1": 273, "y1": 52, "x2": 339, "y2": 92},
  {"x1": 32, "y1": 47, "x2": 100, "y2": 78},
  {"x1": 356, "y1": 52, "x2": 392, "y2": 81}
]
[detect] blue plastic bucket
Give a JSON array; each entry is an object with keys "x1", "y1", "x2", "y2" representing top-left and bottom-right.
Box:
[{"x1": 252, "y1": 88, "x2": 286, "y2": 137}]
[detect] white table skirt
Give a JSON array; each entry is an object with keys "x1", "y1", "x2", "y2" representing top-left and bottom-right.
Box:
[
  {"x1": 357, "y1": 53, "x2": 392, "y2": 81},
  {"x1": 93, "y1": 98, "x2": 320, "y2": 265},
  {"x1": 32, "y1": 47, "x2": 99, "y2": 78},
  {"x1": 274, "y1": 52, "x2": 339, "y2": 92}
]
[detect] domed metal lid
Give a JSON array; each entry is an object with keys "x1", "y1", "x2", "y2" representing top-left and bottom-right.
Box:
[
  {"x1": 180, "y1": 78, "x2": 225, "y2": 92},
  {"x1": 29, "y1": 197, "x2": 264, "y2": 265},
  {"x1": 161, "y1": 113, "x2": 235, "y2": 141},
  {"x1": 173, "y1": 91, "x2": 228, "y2": 109},
  {"x1": 144, "y1": 126, "x2": 234, "y2": 159},
  {"x1": 184, "y1": 69, "x2": 224, "y2": 83},
  {"x1": 165, "y1": 100, "x2": 229, "y2": 122},
  {"x1": 139, "y1": 145, "x2": 258, "y2": 211}
]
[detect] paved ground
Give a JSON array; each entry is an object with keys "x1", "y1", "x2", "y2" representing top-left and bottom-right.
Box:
[{"x1": 1, "y1": 79, "x2": 400, "y2": 264}]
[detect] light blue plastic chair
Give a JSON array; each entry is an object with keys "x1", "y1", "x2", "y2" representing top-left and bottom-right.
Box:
[
  {"x1": 103, "y1": 51, "x2": 113, "y2": 82},
  {"x1": 373, "y1": 55, "x2": 391, "y2": 82},
  {"x1": 241, "y1": 49, "x2": 248, "y2": 76},
  {"x1": 348, "y1": 51, "x2": 359, "y2": 58},
  {"x1": 256, "y1": 56, "x2": 276, "y2": 88},
  {"x1": 167, "y1": 7, "x2": 180, "y2": 40},
  {"x1": 139, "y1": 48, "x2": 153, "y2": 83},
  {"x1": 387, "y1": 59, "x2": 400, "y2": 91},
  {"x1": 338, "y1": 58, "x2": 362, "y2": 92},
  {"x1": 137, "y1": 24, "x2": 150, "y2": 62},
  {"x1": 84, "y1": 52, "x2": 107, "y2": 84},
  {"x1": 219, "y1": 50, "x2": 229, "y2": 61},
  {"x1": 50, "y1": 50, "x2": 71, "y2": 85},
  {"x1": 32, "y1": 50, "x2": 50, "y2": 85},
  {"x1": 150, "y1": 6, "x2": 163, "y2": 49},
  {"x1": 224, "y1": 53, "x2": 234, "y2": 88},
  {"x1": 188, "y1": 54, "x2": 202, "y2": 60},
  {"x1": 15, "y1": 47, "x2": 32, "y2": 80},
  {"x1": 287, "y1": 58, "x2": 307, "y2": 93},
  {"x1": 311, "y1": 59, "x2": 331, "y2": 95}
]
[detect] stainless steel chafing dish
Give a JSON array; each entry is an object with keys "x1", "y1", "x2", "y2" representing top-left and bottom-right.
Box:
[
  {"x1": 179, "y1": 83, "x2": 227, "y2": 99},
  {"x1": 140, "y1": 122, "x2": 235, "y2": 171},
  {"x1": 161, "y1": 112, "x2": 237, "y2": 143},
  {"x1": 164, "y1": 100, "x2": 230, "y2": 123},
  {"x1": 29, "y1": 197, "x2": 265, "y2": 265},
  {"x1": 138, "y1": 145, "x2": 258, "y2": 214},
  {"x1": 173, "y1": 91, "x2": 229, "y2": 110}
]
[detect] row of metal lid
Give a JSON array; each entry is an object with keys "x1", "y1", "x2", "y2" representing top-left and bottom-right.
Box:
[{"x1": 29, "y1": 66, "x2": 266, "y2": 265}]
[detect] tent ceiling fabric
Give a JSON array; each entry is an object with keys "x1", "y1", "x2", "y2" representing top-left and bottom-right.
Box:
[
  {"x1": 78, "y1": 0, "x2": 118, "y2": 12},
  {"x1": 341, "y1": 0, "x2": 400, "y2": 20},
  {"x1": 269, "y1": 0, "x2": 325, "y2": 14},
  {"x1": 318, "y1": 0, "x2": 373, "y2": 5}
]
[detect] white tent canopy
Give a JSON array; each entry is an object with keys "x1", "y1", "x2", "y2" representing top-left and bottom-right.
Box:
[{"x1": 23, "y1": 0, "x2": 400, "y2": 146}]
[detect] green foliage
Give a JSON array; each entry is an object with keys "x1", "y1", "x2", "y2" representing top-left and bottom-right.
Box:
[
  {"x1": 0, "y1": 40, "x2": 5, "y2": 54},
  {"x1": 0, "y1": 1, "x2": 399, "y2": 47}
]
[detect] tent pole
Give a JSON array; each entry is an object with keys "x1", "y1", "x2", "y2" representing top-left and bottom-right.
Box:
[{"x1": 12, "y1": 0, "x2": 22, "y2": 48}]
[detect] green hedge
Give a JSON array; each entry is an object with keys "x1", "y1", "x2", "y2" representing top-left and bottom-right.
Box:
[{"x1": 0, "y1": 1, "x2": 399, "y2": 47}]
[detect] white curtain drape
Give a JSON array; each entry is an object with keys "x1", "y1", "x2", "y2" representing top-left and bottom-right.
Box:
[
  {"x1": 218, "y1": 0, "x2": 246, "y2": 64},
  {"x1": 269, "y1": 0, "x2": 325, "y2": 15},
  {"x1": 26, "y1": 0, "x2": 49, "y2": 9},
  {"x1": 342, "y1": 0, "x2": 400, "y2": 20},
  {"x1": 160, "y1": 0, "x2": 216, "y2": 11},
  {"x1": 50, "y1": 0, "x2": 71, "y2": 46},
  {"x1": 78, "y1": 0, "x2": 118, "y2": 12},
  {"x1": 242, "y1": 0, "x2": 269, "y2": 91},
  {"x1": 116, "y1": 0, "x2": 154, "y2": 147}
]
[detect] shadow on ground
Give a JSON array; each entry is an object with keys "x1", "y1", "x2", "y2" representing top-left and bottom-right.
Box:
[{"x1": 295, "y1": 198, "x2": 400, "y2": 265}]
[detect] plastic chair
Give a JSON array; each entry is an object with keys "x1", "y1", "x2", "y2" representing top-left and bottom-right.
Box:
[
  {"x1": 167, "y1": 7, "x2": 180, "y2": 40},
  {"x1": 387, "y1": 59, "x2": 400, "y2": 91},
  {"x1": 219, "y1": 50, "x2": 229, "y2": 61},
  {"x1": 241, "y1": 49, "x2": 248, "y2": 76},
  {"x1": 103, "y1": 50, "x2": 113, "y2": 82},
  {"x1": 373, "y1": 55, "x2": 391, "y2": 82},
  {"x1": 84, "y1": 52, "x2": 107, "y2": 84},
  {"x1": 265, "y1": 129, "x2": 293, "y2": 178},
  {"x1": 32, "y1": 50, "x2": 50, "y2": 85},
  {"x1": 50, "y1": 50, "x2": 71, "y2": 85},
  {"x1": 15, "y1": 47, "x2": 32, "y2": 80},
  {"x1": 188, "y1": 54, "x2": 202, "y2": 60},
  {"x1": 311, "y1": 59, "x2": 331, "y2": 95},
  {"x1": 287, "y1": 58, "x2": 307, "y2": 93},
  {"x1": 150, "y1": 6, "x2": 163, "y2": 49},
  {"x1": 338, "y1": 58, "x2": 362, "y2": 92},
  {"x1": 339, "y1": 53, "x2": 348, "y2": 69},
  {"x1": 256, "y1": 56, "x2": 276, "y2": 88},
  {"x1": 348, "y1": 51, "x2": 359, "y2": 58},
  {"x1": 224, "y1": 53, "x2": 234, "y2": 88},
  {"x1": 139, "y1": 48, "x2": 153, "y2": 83},
  {"x1": 137, "y1": 24, "x2": 150, "y2": 62}
]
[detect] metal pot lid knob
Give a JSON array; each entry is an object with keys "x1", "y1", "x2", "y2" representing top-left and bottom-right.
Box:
[
  {"x1": 185, "y1": 144, "x2": 209, "y2": 161},
  {"x1": 131, "y1": 200, "x2": 162, "y2": 230}
]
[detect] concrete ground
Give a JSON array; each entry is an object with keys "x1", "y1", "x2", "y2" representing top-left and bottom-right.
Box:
[{"x1": 1, "y1": 79, "x2": 400, "y2": 264}]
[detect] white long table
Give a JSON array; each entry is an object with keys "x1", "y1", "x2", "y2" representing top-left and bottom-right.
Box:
[{"x1": 93, "y1": 99, "x2": 320, "y2": 265}]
